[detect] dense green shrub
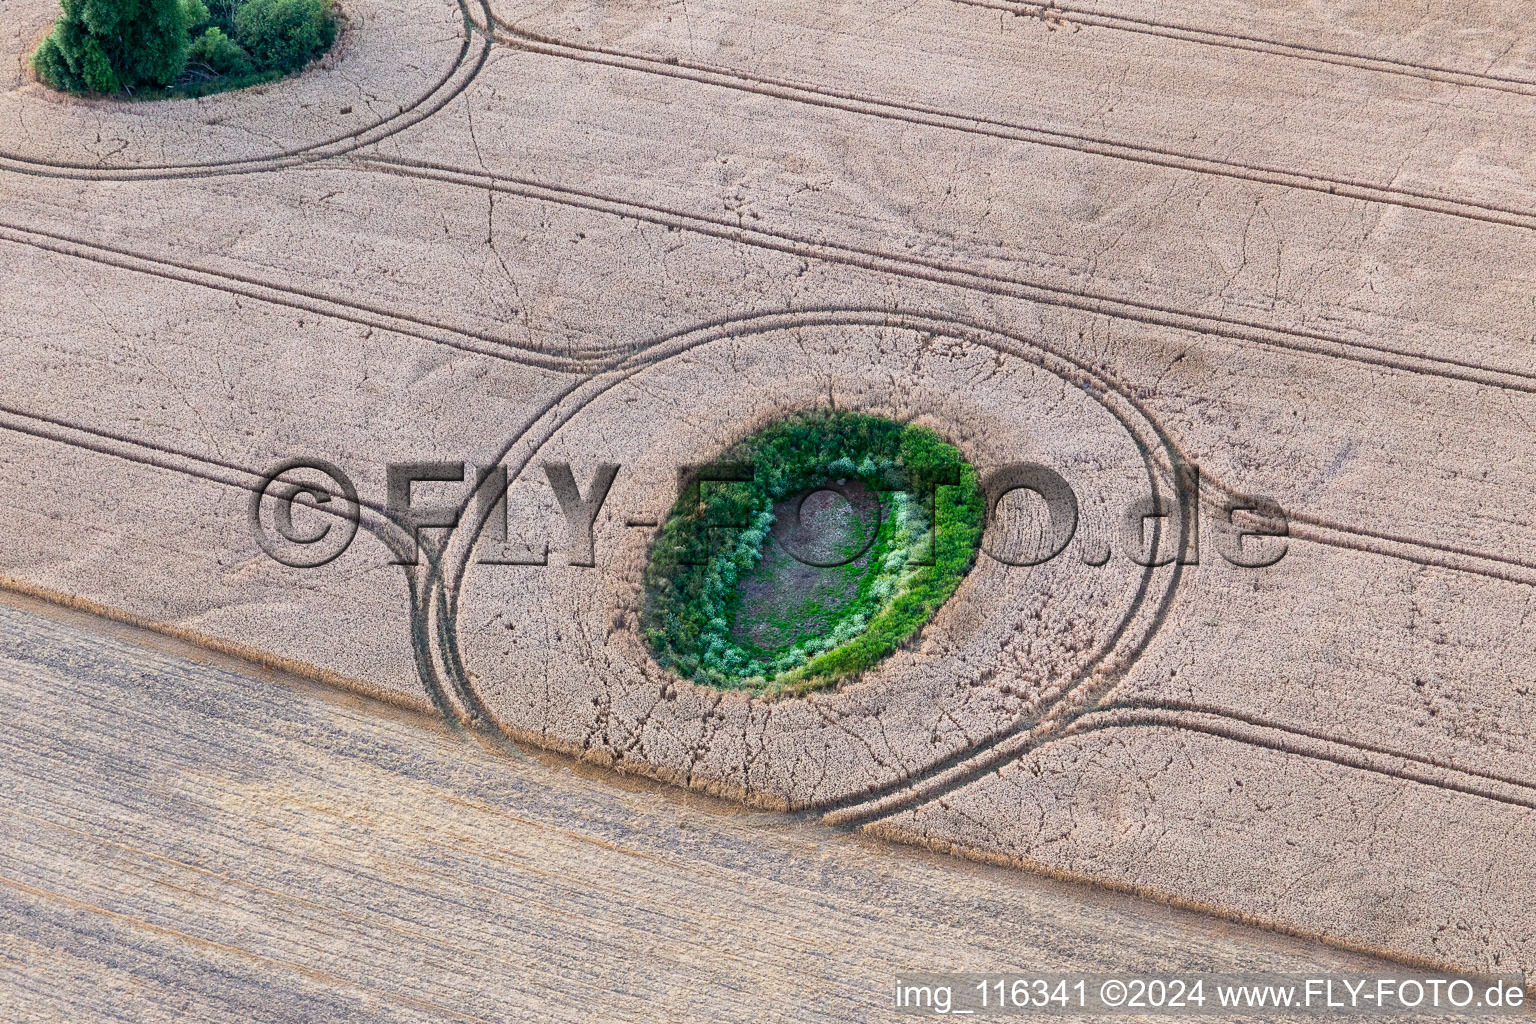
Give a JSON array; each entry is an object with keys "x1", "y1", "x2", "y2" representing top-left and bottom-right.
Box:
[
  {"x1": 186, "y1": 26, "x2": 252, "y2": 76},
  {"x1": 31, "y1": 0, "x2": 333, "y2": 96},
  {"x1": 32, "y1": 0, "x2": 201, "y2": 94},
  {"x1": 641, "y1": 411, "x2": 985, "y2": 696},
  {"x1": 234, "y1": 0, "x2": 335, "y2": 75}
]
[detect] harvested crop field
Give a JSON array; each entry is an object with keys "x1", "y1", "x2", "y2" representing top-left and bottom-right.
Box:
[{"x1": 4, "y1": 0, "x2": 1536, "y2": 1001}]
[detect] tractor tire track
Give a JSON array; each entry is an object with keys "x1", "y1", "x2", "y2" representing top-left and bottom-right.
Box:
[
  {"x1": 952, "y1": 0, "x2": 1536, "y2": 99},
  {"x1": 0, "y1": 0, "x2": 491, "y2": 182},
  {"x1": 483, "y1": 13, "x2": 1536, "y2": 238},
  {"x1": 360, "y1": 155, "x2": 1536, "y2": 399},
  {"x1": 0, "y1": 402, "x2": 473, "y2": 726},
  {"x1": 414, "y1": 307, "x2": 1536, "y2": 823},
  {"x1": 0, "y1": 221, "x2": 627, "y2": 373}
]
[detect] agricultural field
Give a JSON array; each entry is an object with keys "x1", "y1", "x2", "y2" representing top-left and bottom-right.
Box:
[{"x1": 3, "y1": 0, "x2": 1536, "y2": 1014}]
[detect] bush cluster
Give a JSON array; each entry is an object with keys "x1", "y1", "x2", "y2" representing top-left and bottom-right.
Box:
[
  {"x1": 32, "y1": 0, "x2": 336, "y2": 96},
  {"x1": 641, "y1": 411, "x2": 985, "y2": 696}
]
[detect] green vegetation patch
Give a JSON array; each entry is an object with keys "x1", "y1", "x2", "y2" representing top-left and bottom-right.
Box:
[
  {"x1": 642, "y1": 411, "x2": 984, "y2": 696},
  {"x1": 32, "y1": 0, "x2": 336, "y2": 98}
]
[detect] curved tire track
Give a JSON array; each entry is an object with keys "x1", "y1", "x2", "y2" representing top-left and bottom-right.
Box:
[
  {"x1": 13, "y1": 178, "x2": 1536, "y2": 590},
  {"x1": 482, "y1": 11, "x2": 1536, "y2": 237},
  {"x1": 420, "y1": 307, "x2": 1185, "y2": 812},
  {"x1": 5, "y1": 323, "x2": 1535, "y2": 822},
  {"x1": 0, "y1": 0, "x2": 492, "y2": 182}
]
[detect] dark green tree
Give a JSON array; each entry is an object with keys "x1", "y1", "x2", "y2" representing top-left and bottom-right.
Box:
[
  {"x1": 31, "y1": 0, "x2": 199, "y2": 94},
  {"x1": 186, "y1": 26, "x2": 252, "y2": 76},
  {"x1": 234, "y1": 0, "x2": 334, "y2": 76}
]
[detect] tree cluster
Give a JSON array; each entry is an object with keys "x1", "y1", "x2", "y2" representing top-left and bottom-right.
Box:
[{"x1": 33, "y1": 0, "x2": 336, "y2": 96}]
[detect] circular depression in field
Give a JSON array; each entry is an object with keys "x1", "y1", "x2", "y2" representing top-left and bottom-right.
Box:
[
  {"x1": 641, "y1": 410, "x2": 984, "y2": 696},
  {"x1": 444, "y1": 312, "x2": 1182, "y2": 807}
]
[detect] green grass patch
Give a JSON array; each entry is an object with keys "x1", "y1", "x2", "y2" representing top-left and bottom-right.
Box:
[{"x1": 641, "y1": 410, "x2": 984, "y2": 696}]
